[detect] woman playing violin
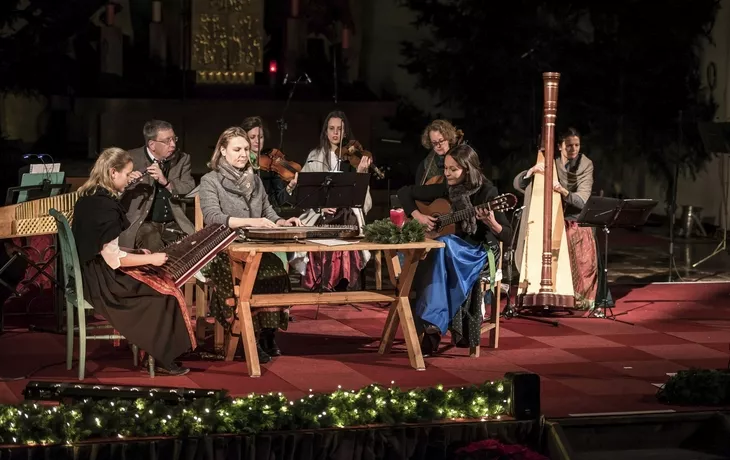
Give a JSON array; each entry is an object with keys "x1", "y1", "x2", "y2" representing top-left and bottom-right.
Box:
[
  {"x1": 241, "y1": 116, "x2": 297, "y2": 208},
  {"x1": 290, "y1": 110, "x2": 373, "y2": 291},
  {"x1": 415, "y1": 120, "x2": 459, "y2": 186}
]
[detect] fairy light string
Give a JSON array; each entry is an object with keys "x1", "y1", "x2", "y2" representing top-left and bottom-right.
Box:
[{"x1": 0, "y1": 380, "x2": 510, "y2": 446}]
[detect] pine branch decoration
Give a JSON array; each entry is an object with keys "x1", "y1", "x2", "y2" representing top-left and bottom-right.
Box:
[{"x1": 363, "y1": 219, "x2": 426, "y2": 244}]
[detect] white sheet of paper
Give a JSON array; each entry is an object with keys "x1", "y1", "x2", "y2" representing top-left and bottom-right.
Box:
[
  {"x1": 305, "y1": 239, "x2": 360, "y2": 246},
  {"x1": 29, "y1": 163, "x2": 61, "y2": 173}
]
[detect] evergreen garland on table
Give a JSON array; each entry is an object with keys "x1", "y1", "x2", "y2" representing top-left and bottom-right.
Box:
[
  {"x1": 363, "y1": 219, "x2": 426, "y2": 244},
  {"x1": 657, "y1": 368, "x2": 730, "y2": 405},
  {"x1": 0, "y1": 381, "x2": 510, "y2": 446}
]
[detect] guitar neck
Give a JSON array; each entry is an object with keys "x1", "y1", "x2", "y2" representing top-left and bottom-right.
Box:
[{"x1": 438, "y1": 202, "x2": 492, "y2": 227}]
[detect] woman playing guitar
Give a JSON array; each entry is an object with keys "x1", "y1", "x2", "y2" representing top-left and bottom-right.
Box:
[
  {"x1": 397, "y1": 144, "x2": 512, "y2": 357},
  {"x1": 415, "y1": 120, "x2": 463, "y2": 186}
]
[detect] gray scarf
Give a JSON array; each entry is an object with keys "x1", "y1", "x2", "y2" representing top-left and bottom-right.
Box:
[
  {"x1": 448, "y1": 182, "x2": 480, "y2": 235},
  {"x1": 217, "y1": 157, "x2": 258, "y2": 201}
]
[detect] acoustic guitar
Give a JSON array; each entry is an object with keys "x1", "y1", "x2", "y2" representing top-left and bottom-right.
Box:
[{"x1": 415, "y1": 193, "x2": 518, "y2": 238}]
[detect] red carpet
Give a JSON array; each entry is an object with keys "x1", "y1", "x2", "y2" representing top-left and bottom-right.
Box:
[{"x1": 1, "y1": 282, "x2": 729, "y2": 418}]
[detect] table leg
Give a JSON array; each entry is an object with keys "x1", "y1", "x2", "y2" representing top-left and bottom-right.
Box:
[
  {"x1": 225, "y1": 251, "x2": 262, "y2": 378},
  {"x1": 379, "y1": 248, "x2": 426, "y2": 371}
]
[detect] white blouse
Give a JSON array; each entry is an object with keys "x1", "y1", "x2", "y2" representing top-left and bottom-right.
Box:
[{"x1": 101, "y1": 237, "x2": 128, "y2": 269}]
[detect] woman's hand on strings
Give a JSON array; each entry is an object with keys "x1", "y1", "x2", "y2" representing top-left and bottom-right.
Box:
[
  {"x1": 357, "y1": 156, "x2": 372, "y2": 173},
  {"x1": 412, "y1": 210, "x2": 437, "y2": 231},
  {"x1": 525, "y1": 162, "x2": 545, "y2": 178},
  {"x1": 277, "y1": 217, "x2": 302, "y2": 227},
  {"x1": 553, "y1": 182, "x2": 569, "y2": 197},
  {"x1": 148, "y1": 253, "x2": 168, "y2": 267},
  {"x1": 476, "y1": 208, "x2": 502, "y2": 233}
]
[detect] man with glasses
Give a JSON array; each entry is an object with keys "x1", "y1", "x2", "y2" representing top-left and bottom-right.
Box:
[{"x1": 119, "y1": 120, "x2": 195, "y2": 251}]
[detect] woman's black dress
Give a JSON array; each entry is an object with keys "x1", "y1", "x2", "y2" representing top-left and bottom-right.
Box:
[{"x1": 72, "y1": 189, "x2": 193, "y2": 368}]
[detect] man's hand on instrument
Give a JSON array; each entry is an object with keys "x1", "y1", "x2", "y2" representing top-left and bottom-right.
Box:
[
  {"x1": 128, "y1": 171, "x2": 144, "y2": 184},
  {"x1": 412, "y1": 210, "x2": 437, "y2": 231},
  {"x1": 277, "y1": 217, "x2": 302, "y2": 227},
  {"x1": 148, "y1": 253, "x2": 168, "y2": 266},
  {"x1": 357, "y1": 156, "x2": 371, "y2": 173},
  {"x1": 147, "y1": 162, "x2": 169, "y2": 186},
  {"x1": 321, "y1": 208, "x2": 337, "y2": 216},
  {"x1": 525, "y1": 162, "x2": 545, "y2": 178}
]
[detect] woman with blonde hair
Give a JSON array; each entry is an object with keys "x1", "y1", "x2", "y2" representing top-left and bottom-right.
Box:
[
  {"x1": 415, "y1": 119, "x2": 460, "y2": 185},
  {"x1": 199, "y1": 127, "x2": 300, "y2": 363},
  {"x1": 73, "y1": 147, "x2": 195, "y2": 376}
]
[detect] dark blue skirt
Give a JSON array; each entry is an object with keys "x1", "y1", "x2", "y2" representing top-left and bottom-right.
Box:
[{"x1": 414, "y1": 234, "x2": 487, "y2": 334}]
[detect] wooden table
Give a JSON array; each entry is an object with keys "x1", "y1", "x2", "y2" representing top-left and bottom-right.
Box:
[{"x1": 226, "y1": 239, "x2": 445, "y2": 377}]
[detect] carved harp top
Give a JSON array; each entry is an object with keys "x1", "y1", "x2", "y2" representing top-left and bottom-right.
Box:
[{"x1": 515, "y1": 72, "x2": 575, "y2": 309}]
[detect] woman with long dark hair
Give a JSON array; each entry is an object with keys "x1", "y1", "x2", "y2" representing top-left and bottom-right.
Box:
[
  {"x1": 513, "y1": 127, "x2": 600, "y2": 310},
  {"x1": 291, "y1": 110, "x2": 373, "y2": 291},
  {"x1": 398, "y1": 144, "x2": 512, "y2": 356}
]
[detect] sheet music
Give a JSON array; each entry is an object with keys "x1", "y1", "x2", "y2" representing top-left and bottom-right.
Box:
[
  {"x1": 29, "y1": 163, "x2": 61, "y2": 174},
  {"x1": 305, "y1": 239, "x2": 360, "y2": 246}
]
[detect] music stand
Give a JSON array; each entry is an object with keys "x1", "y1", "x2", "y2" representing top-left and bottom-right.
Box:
[
  {"x1": 692, "y1": 122, "x2": 730, "y2": 268},
  {"x1": 294, "y1": 172, "x2": 370, "y2": 210},
  {"x1": 294, "y1": 172, "x2": 370, "y2": 315},
  {"x1": 577, "y1": 196, "x2": 657, "y2": 325}
]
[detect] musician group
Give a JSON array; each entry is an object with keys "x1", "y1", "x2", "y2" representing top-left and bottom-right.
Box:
[{"x1": 70, "y1": 111, "x2": 601, "y2": 376}]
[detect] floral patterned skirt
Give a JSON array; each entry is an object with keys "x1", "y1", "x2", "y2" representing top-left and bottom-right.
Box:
[{"x1": 202, "y1": 252, "x2": 290, "y2": 334}]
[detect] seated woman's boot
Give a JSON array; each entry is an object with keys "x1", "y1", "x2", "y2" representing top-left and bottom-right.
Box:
[
  {"x1": 261, "y1": 328, "x2": 281, "y2": 357},
  {"x1": 257, "y1": 341, "x2": 272, "y2": 364},
  {"x1": 421, "y1": 325, "x2": 442, "y2": 357}
]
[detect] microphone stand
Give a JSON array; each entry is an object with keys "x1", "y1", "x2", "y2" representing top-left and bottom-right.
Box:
[
  {"x1": 277, "y1": 75, "x2": 305, "y2": 151},
  {"x1": 501, "y1": 208, "x2": 559, "y2": 327}
]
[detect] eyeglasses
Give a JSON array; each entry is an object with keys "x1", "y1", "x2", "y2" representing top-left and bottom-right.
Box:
[
  {"x1": 432, "y1": 139, "x2": 448, "y2": 147},
  {"x1": 155, "y1": 136, "x2": 178, "y2": 145}
]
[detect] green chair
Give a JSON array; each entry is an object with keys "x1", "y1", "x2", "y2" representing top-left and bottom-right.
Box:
[{"x1": 49, "y1": 208, "x2": 154, "y2": 379}]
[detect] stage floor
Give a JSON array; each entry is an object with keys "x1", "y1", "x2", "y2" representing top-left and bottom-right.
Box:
[{"x1": 1, "y1": 281, "x2": 729, "y2": 419}]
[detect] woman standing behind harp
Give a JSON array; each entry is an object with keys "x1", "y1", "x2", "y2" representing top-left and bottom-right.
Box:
[
  {"x1": 199, "y1": 127, "x2": 301, "y2": 364},
  {"x1": 513, "y1": 128, "x2": 599, "y2": 310},
  {"x1": 290, "y1": 110, "x2": 373, "y2": 291}
]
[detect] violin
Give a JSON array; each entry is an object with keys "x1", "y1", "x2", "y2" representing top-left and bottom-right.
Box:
[
  {"x1": 423, "y1": 129, "x2": 466, "y2": 185},
  {"x1": 258, "y1": 149, "x2": 302, "y2": 182},
  {"x1": 335, "y1": 140, "x2": 385, "y2": 179}
]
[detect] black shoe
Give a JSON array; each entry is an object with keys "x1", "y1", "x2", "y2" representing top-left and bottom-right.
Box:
[
  {"x1": 260, "y1": 328, "x2": 281, "y2": 357},
  {"x1": 158, "y1": 362, "x2": 191, "y2": 376},
  {"x1": 141, "y1": 356, "x2": 190, "y2": 376},
  {"x1": 257, "y1": 342, "x2": 272, "y2": 364},
  {"x1": 421, "y1": 328, "x2": 441, "y2": 357}
]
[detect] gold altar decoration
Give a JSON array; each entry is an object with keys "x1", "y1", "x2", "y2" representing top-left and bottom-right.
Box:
[{"x1": 191, "y1": 0, "x2": 263, "y2": 85}]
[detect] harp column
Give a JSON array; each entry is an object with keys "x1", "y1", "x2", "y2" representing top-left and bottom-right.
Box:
[{"x1": 521, "y1": 71, "x2": 575, "y2": 309}]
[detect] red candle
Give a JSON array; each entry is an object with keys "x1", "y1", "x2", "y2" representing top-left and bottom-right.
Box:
[
  {"x1": 342, "y1": 27, "x2": 350, "y2": 49},
  {"x1": 390, "y1": 208, "x2": 406, "y2": 229},
  {"x1": 106, "y1": 3, "x2": 115, "y2": 26}
]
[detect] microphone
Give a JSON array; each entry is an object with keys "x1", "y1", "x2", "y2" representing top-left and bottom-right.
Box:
[
  {"x1": 283, "y1": 73, "x2": 289, "y2": 85},
  {"x1": 304, "y1": 73, "x2": 312, "y2": 84},
  {"x1": 514, "y1": 205, "x2": 526, "y2": 214}
]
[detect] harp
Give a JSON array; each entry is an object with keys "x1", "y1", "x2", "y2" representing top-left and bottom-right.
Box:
[{"x1": 514, "y1": 72, "x2": 575, "y2": 309}]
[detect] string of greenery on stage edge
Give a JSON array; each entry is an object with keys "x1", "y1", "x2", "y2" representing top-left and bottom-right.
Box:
[
  {"x1": 657, "y1": 368, "x2": 730, "y2": 406},
  {"x1": 0, "y1": 381, "x2": 510, "y2": 446},
  {"x1": 363, "y1": 219, "x2": 426, "y2": 244}
]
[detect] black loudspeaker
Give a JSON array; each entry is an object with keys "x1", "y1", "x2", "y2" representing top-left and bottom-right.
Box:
[{"x1": 505, "y1": 372, "x2": 540, "y2": 420}]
